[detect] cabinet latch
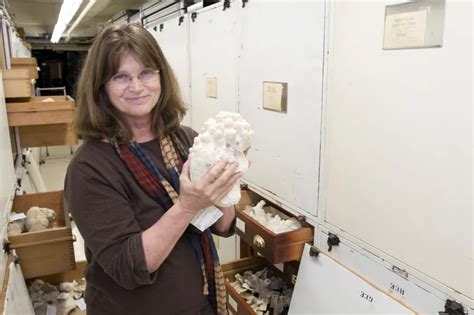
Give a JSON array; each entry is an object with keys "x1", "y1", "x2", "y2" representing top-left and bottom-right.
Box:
[
  {"x1": 439, "y1": 299, "x2": 466, "y2": 315},
  {"x1": 242, "y1": 0, "x2": 249, "y2": 8},
  {"x1": 327, "y1": 232, "x2": 340, "y2": 252},
  {"x1": 178, "y1": 16, "x2": 184, "y2": 26},
  {"x1": 191, "y1": 12, "x2": 197, "y2": 22},
  {"x1": 309, "y1": 245, "x2": 320, "y2": 258}
]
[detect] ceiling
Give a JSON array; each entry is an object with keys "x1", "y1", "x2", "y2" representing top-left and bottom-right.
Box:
[{"x1": 6, "y1": 0, "x2": 151, "y2": 41}]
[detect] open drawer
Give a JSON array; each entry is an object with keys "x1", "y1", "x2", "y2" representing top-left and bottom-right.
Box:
[
  {"x1": 235, "y1": 189, "x2": 313, "y2": 264},
  {"x1": 222, "y1": 257, "x2": 294, "y2": 315},
  {"x1": 7, "y1": 191, "x2": 76, "y2": 279},
  {"x1": 6, "y1": 96, "x2": 77, "y2": 147},
  {"x1": 1, "y1": 257, "x2": 86, "y2": 315}
]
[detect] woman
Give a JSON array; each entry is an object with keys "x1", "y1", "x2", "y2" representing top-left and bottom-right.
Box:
[{"x1": 65, "y1": 23, "x2": 241, "y2": 315}]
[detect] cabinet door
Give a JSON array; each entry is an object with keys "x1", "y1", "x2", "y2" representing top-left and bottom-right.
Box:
[
  {"x1": 319, "y1": 1, "x2": 473, "y2": 302},
  {"x1": 289, "y1": 244, "x2": 415, "y2": 314},
  {"x1": 189, "y1": 1, "x2": 238, "y2": 130},
  {"x1": 4, "y1": 261, "x2": 35, "y2": 315},
  {"x1": 238, "y1": 0, "x2": 325, "y2": 217},
  {"x1": 148, "y1": 16, "x2": 192, "y2": 126}
]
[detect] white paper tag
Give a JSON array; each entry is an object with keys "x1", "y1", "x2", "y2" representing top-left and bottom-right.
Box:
[
  {"x1": 228, "y1": 295, "x2": 238, "y2": 312},
  {"x1": 9, "y1": 212, "x2": 26, "y2": 222},
  {"x1": 46, "y1": 304, "x2": 57, "y2": 315},
  {"x1": 76, "y1": 298, "x2": 87, "y2": 311},
  {"x1": 236, "y1": 217, "x2": 245, "y2": 233},
  {"x1": 191, "y1": 206, "x2": 223, "y2": 232},
  {"x1": 57, "y1": 292, "x2": 69, "y2": 300}
]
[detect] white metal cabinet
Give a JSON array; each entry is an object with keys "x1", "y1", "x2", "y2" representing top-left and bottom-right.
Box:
[
  {"x1": 189, "y1": 1, "x2": 238, "y2": 131},
  {"x1": 316, "y1": 228, "x2": 473, "y2": 314},
  {"x1": 290, "y1": 244, "x2": 415, "y2": 314},
  {"x1": 238, "y1": 0, "x2": 325, "y2": 218},
  {"x1": 148, "y1": 15, "x2": 192, "y2": 126},
  {"x1": 319, "y1": 0, "x2": 473, "y2": 305}
]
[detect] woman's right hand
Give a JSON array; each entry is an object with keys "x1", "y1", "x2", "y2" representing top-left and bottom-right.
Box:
[{"x1": 178, "y1": 158, "x2": 242, "y2": 214}]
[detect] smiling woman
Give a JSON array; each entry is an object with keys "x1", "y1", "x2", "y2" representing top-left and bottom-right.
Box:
[
  {"x1": 65, "y1": 23, "x2": 241, "y2": 315},
  {"x1": 104, "y1": 54, "x2": 162, "y2": 142}
]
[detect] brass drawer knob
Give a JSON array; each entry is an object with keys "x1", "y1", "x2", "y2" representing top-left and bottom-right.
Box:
[{"x1": 252, "y1": 235, "x2": 265, "y2": 248}]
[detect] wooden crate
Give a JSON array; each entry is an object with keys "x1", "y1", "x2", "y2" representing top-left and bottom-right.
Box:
[
  {"x1": 235, "y1": 189, "x2": 314, "y2": 264},
  {"x1": 6, "y1": 96, "x2": 77, "y2": 147},
  {"x1": 11, "y1": 57, "x2": 38, "y2": 79},
  {"x1": 8, "y1": 191, "x2": 76, "y2": 279},
  {"x1": 2, "y1": 69, "x2": 32, "y2": 98},
  {"x1": 222, "y1": 257, "x2": 293, "y2": 315}
]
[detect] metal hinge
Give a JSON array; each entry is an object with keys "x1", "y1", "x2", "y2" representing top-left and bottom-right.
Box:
[{"x1": 223, "y1": 0, "x2": 230, "y2": 11}]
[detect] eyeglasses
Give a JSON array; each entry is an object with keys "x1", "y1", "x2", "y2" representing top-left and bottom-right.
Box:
[{"x1": 109, "y1": 68, "x2": 160, "y2": 88}]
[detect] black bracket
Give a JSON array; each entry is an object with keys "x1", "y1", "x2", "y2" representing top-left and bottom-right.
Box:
[
  {"x1": 309, "y1": 246, "x2": 320, "y2": 258},
  {"x1": 3, "y1": 240, "x2": 10, "y2": 255},
  {"x1": 178, "y1": 16, "x2": 184, "y2": 26},
  {"x1": 153, "y1": 25, "x2": 157, "y2": 32},
  {"x1": 242, "y1": 0, "x2": 248, "y2": 8},
  {"x1": 327, "y1": 232, "x2": 340, "y2": 252},
  {"x1": 439, "y1": 300, "x2": 466, "y2": 315},
  {"x1": 13, "y1": 255, "x2": 21, "y2": 265},
  {"x1": 191, "y1": 12, "x2": 197, "y2": 22},
  {"x1": 223, "y1": 0, "x2": 230, "y2": 11},
  {"x1": 159, "y1": 24, "x2": 164, "y2": 32}
]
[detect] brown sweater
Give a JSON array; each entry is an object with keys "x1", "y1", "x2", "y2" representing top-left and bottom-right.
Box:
[{"x1": 65, "y1": 126, "x2": 233, "y2": 315}]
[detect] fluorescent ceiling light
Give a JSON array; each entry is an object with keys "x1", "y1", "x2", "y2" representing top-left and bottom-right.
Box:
[
  {"x1": 65, "y1": 0, "x2": 96, "y2": 39},
  {"x1": 51, "y1": 0, "x2": 83, "y2": 43}
]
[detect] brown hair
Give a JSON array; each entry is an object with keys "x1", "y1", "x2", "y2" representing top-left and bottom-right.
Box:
[{"x1": 74, "y1": 23, "x2": 186, "y2": 142}]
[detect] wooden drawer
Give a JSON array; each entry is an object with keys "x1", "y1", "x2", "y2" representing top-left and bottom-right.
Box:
[
  {"x1": 13, "y1": 124, "x2": 78, "y2": 147},
  {"x1": 6, "y1": 96, "x2": 77, "y2": 147},
  {"x1": 6, "y1": 96, "x2": 75, "y2": 126},
  {"x1": 8, "y1": 191, "x2": 76, "y2": 279},
  {"x1": 236, "y1": 189, "x2": 313, "y2": 264},
  {"x1": 3, "y1": 69, "x2": 33, "y2": 98},
  {"x1": 222, "y1": 257, "x2": 293, "y2": 315},
  {"x1": 11, "y1": 57, "x2": 38, "y2": 79},
  {"x1": 27, "y1": 261, "x2": 87, "y2": 314}
]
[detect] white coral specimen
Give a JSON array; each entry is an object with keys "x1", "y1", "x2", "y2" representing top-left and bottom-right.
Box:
[{"x1": 189, "y1": 111, "x2": 253, "y2": 207}]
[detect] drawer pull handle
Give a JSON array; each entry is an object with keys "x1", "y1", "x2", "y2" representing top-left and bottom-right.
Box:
[{"x1": 253, "y1": 235, "x2": 265, "y2": 248}]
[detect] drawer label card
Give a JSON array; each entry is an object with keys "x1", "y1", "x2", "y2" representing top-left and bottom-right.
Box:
[
  {"x1": 228, "y1": 295, "x2": 238, "y2": 311},
  {"x1": 236, "y1": 217, "x2": 246, "y2": 233},
  {"x1": 76, "y1": 298, "x2": 87, "y2": 310}
]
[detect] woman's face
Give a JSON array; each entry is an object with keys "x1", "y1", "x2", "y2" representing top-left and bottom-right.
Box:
[{"x1": 105, "y1": 53, "x2": 161, "y2": 125}]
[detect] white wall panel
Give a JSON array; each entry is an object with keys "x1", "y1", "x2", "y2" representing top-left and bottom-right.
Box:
[
  {"x1": 320, "y1": 0, "x2": 472, "y2": 304},
  {"x1": 238, "y1": 0, "x2": 325, "y2": 217}
]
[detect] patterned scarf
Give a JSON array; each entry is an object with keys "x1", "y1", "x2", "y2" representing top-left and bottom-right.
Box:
[{"x1": 111, "y1": 133, "x2": 227, "y2": 315}]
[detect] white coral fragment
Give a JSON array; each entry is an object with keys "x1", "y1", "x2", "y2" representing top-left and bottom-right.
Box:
[
  {"x1": 189, "y1": 111, "x2": 253, "y2": 207},
  {"x1": 246, "y1": 201, "x2": 301, "y2": 234}
]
